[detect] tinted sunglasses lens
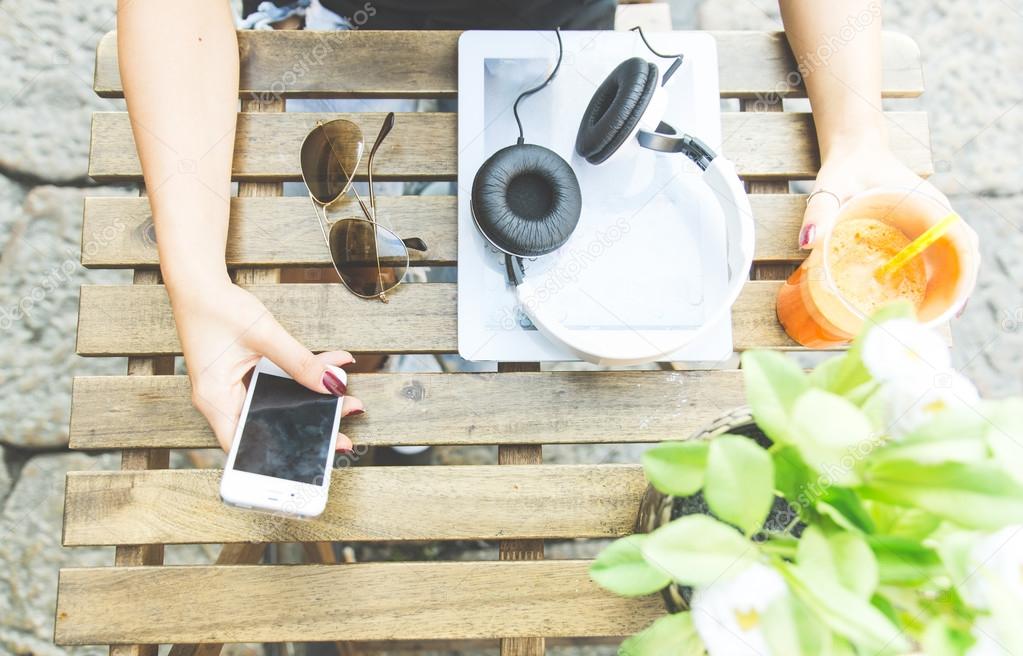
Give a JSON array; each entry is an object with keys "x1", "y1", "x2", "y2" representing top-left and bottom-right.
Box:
[
  {"x1": 329, "y1": 220, "x2": 409, "y2": 297},
  {"x1": 300, "y1": 121, "x2": 364, "y2": 204}
]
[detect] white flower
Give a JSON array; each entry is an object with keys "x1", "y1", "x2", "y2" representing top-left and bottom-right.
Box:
[
  {"x1": 861, "y1": 319, "x2": 950, "y2": 383},
  {"x1": 963, "y1": 525, "x2": 1023, "y2": 609},
  {"x1": 964, "y1": 526, "x2": 1023, "y2": 655},
  {"x1": 967, "y1": 617, "x2": 1004, "y2": 656},
  {"x1": 691, "y1": 563, "x2": 787, "y2": 656},
  {"x1": 882, "y1": 369, "x2": 980, "y2": 439}
]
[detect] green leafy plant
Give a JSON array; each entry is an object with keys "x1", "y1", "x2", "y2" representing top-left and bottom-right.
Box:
[{"x1": 591, "y1": 304, "x2": 1023, "y2": 655}]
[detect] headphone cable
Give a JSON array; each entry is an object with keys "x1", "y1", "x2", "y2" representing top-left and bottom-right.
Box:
[
  {"x1": 630, "y1": 25, "x2": 684, "y2": 85},
  {"x1": 513, "y1": 28, "x2": 564, "y2": 145}
]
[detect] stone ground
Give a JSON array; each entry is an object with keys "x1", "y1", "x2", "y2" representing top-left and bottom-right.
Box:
[{"x1": 0, "y1": 0, "x2": 1019, "y2": 654}]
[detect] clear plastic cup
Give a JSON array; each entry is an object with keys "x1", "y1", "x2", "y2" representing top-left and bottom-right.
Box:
[{"x1": 777, "y1": 187, "x2": 980, "y2": 348}]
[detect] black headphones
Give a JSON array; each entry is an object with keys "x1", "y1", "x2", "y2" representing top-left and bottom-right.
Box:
[
  {"x1": 471, "y1": 28, "x2": 685, "y2": 266},
  {"x1": 467, "y1": 28, "x2": 755, "y2": 364}
]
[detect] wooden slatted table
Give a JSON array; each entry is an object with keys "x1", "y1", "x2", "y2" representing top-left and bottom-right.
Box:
[{"x1": 56, "y1": 27, "x2": 930, "y2": 656}]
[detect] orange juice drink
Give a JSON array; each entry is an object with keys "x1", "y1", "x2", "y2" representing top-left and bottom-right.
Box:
[{"x1": 777, "y1": 188, "x2": 980, "y2": 348}]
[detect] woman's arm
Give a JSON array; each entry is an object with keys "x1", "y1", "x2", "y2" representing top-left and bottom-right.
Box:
[
  {"x1": 779, "y1": 0, "x2": 948, "y2": 249},
  {"x1": 117, "y1": 0, "x2": 362, "y2": 450}
]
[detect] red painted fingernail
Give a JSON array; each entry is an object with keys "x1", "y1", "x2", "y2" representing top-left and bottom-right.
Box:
[
  {"x1": 348, "y1": 408, "x2": 365, "y2": 416},
  {"x1": 322, "y1": 370, "x2": 347, "y2": 396},
  {"x1": 799, "y1": 224, "x2": 816, "y2": 249}
]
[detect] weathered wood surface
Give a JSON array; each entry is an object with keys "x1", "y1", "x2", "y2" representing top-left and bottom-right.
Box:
[
  {"x1": 82, "y1": 193, "x2": 812, "y2": 268},
  {"x1": 88, "y1": 111, "x2": 933, "y2": 182},
  {"x1": 93, "y1": 30, "x2": 923, "y2": 100},
  {"x1": 55, "y1": 561, "x2": 664, "y2": 644},
  {"x1": 75, "y1": 280, "x2": 806, "y2": 356},
  {"x1": 62, "y1": 464, "x2": 647, "y2": 545},
  {"x1": 70, "y1": 370, "x2": 744, "y2": 449}
]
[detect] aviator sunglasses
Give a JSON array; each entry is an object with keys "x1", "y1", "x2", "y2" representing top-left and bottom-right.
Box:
[{"x1": 300, "y1": 112, "x2": 428, "y2": 302}]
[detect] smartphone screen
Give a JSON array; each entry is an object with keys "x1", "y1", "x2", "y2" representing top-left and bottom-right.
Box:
[{"x1": 232, "y1": 372, "x2": 339, "y2": 485}]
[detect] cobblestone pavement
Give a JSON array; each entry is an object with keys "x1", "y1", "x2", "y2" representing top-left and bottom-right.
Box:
[{"x1": 0, "y1": 0, "x2": 1019, "y2": 653}]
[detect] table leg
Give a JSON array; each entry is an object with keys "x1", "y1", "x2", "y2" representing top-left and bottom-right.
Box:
[
  {"x1": 497, "y1": 362, "x2": 545, "y2": 656},
  {"x1": 108, "y1": 190, "x2": 175, "y2": 656},
  {"x1": 742, "y1": 97, "x2": 797, "y2": 282}
]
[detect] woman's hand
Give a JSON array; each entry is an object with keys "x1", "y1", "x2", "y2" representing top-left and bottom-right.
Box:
[
  {"x1": 799, "y1": 145, "x2": 950, "y2": 250},
  {"x1": 171, "y1": 280, "x2": 364, "y2": 452}
]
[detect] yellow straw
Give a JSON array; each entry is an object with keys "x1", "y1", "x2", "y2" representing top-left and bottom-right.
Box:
[{"x1": 875, "y1": 211, "x2": 960, "y2": 279}]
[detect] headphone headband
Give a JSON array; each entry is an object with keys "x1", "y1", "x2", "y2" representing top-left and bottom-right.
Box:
[{"x1": 636, "y1": 123, "x2": 715, "y2": 169}]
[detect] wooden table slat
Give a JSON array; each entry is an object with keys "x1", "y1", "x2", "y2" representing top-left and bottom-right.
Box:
[
  {"x1": 93, "y1": 30, "x2": 923, "y2": 100},
  {"x1": 88, "y1": 111, "x2": 933, "y2": 182},
  {"x1": 69, "y1": 371, "x2": 743, "y2": 450},
  {"x1": 82, "y1": 193, "x2": 813, "y2": 268},
  {"x1": 55, "y1": 561, "x2": 662, "y2": 645},
  {"x1": 75, "y1": 280, "x2": 807, "y2": 356},
  {"x1": 62, "y1": 464, "x2": 647, "y2": 545}
]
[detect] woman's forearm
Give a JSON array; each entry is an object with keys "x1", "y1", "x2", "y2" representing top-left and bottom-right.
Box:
[
  {"x1": 779, "y1": 0, "x2": 887, "y2": 161},
  {"x1": 117, "y1": 0, "x2": 239, "y2": 298}
]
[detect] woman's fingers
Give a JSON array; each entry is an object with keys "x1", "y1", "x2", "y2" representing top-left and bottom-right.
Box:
[
  {"x1": 341, "y1": 396, "x2": 365, "y2": 417},
  {"x1": 336, "y1": 398, "x2": 364, "y2": 453},
  {"x1": 800, "y1": 190, "x2": 843, "y2": 249},
  {"x1": 336, "y1": 432, "x2": 354, "y2": 452},
  {"x1": 252, "y1": 318, "x2": 353, "y2": 396}
]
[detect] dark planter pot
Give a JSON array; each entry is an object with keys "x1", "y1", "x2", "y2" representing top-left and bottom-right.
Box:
[{"x1": 635, "y1": 407, "x2": 802, "y2": 613}]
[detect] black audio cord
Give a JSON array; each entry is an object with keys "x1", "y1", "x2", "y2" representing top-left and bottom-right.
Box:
[
  {"x1": 512, "y1": 28, "x2": 564, "y2": 145},
  {"x1": 630, "y1": 25, "x2": 684, "y2": 85}
]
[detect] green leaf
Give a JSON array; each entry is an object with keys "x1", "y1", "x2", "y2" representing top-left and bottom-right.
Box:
[
  {"x1": 830, "y1": 636, "x2": 858, "y2": 656},
  {"x1": 815, "y1": 488, "x2": 875, "y2": 533},
  {"x1": 590, "y1": 535, "x2": 672, "y2": 597},
  {"x1": 763, "y1": 593, "x2": 831, "y2": 656},
  {"x1": 860, "y1": 459, "x2": 1023, "y2": 529},
  {"x1": 808, "y1": 353, "x2": 851, "y2": 392},
  {"x1": 641, "y1": 441, "x2": 708, "y2": 497},
  {"x1": 870, "y1": 592, "x2": 901, "y2": 628},
  {"x1": 867, "y1": 535, "x2": 943, "y2": 585},
  {"x1": 777, "y1": 561, "x2": 911, "y2": 655},
  {"x1": 704, "y1": 435, "x2": 775, "y2": 535},
  {"x1": 796, "y1": 525, "x2": 831, "y2": 566},
  {"x1": 741, "y1": 350, "x2": 809, "y2": 444},
  {"x1": 618, "y1": 612, "x2": 703, "y2": 656},
  {"x1": 873, "y1": 437, "x2": 989, "y2": 466},
  {"x1": 819, "y1": 302, "x2": 915, "y2": 397},
  {"x1": 829, "y1": 532, "x2": 879, "y2": 598},
  {"x1": 642, "y1": 515, "x2": 757, "y2": 587},
  {"x1": 772, "y1": 447, "x2": 876, "y2": 532},
  {"x1": 772, "y1": 445, "x2": 815, "y2": 512},
  {"x1": 872, "y1": 407, "x2": 989, "y2": 465},
  {"x1": 791, "y1": 389, "x2": 877, "y2": 486},
  {"x1": 796, "y1": 527, "x2": 878, "y2": 599},
  {"x1": 910, "y1": 406, "x2": 990, "y2": 442},
  {"x1": 921, "y1": 620, "x2": 974, "y2": 656},
  {"x1": 867, "y1": 504, "x2": 940, "y2": 540}
]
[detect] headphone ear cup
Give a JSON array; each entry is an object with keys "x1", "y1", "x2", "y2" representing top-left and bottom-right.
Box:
[
  {"x1": 471, "y1": 143, "x2": 582, "y2": 258},
  {"x1": 575, "y1": 58, "x2": 659, "y2": 165}
]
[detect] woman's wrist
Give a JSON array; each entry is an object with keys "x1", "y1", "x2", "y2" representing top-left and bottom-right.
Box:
[
  {"x1": 818, "y1": 119, "x2": 889, "y2": 167},
  {"x1": 163, "y1": 265, "x2": 234, "y2": 312}
]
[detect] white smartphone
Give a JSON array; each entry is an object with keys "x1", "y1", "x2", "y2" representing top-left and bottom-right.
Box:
[{"x1": 220, "y1": 357, "x2": 345, "y2": 518}]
